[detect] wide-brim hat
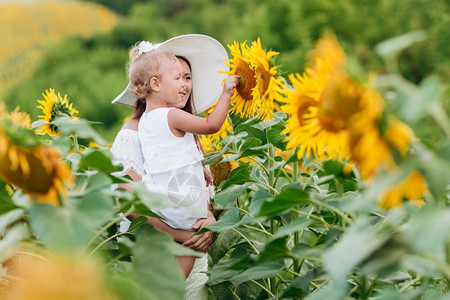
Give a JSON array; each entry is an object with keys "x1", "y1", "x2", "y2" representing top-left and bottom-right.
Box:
[{"x1": 111, "y1": 34, "x2": 229, "y2": 114}]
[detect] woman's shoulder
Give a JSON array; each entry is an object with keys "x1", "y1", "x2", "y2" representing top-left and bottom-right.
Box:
[{"x1": 122, "y1": 118, "x2": 139, "y2": 131}]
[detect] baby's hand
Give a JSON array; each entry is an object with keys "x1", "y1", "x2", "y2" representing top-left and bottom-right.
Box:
[{"x1": 223, "y1": 75, "x2": 240, "y2": 96}]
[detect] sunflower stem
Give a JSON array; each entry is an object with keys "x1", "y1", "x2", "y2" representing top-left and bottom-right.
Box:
[
  {"x1": 291, "y1": 150, "x2": 301, "y2": 275},
  {"x1": 267, "y1": 144, "x2": 280, "y2": 294},
  {"x1": 85, "y1": 207, "x2": 134, "y2": 252}
]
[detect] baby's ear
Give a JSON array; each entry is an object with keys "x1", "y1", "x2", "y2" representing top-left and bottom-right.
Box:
[{"x1": 150, "y1": 76, "x2": 160, "y2": 91}]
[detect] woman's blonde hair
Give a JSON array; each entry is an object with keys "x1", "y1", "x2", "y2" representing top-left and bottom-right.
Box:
[{"x1": 126, "y1": 43, "x2": 178, "y2": 100}]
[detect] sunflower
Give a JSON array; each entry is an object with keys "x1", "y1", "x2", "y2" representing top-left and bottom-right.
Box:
[
  {"x1": 203, "y1": 101, "x2": 233, "y2": 143},
  {"x1": 222, "y1": 41, "x2": 259, "y2": 118},
  {"x1": 36, "y1": 89, "x2": 78, "y2": 136},
  {"x1": 378, "y1": 170, "x2": 427, "y2": 209},
  {"x1": 223, "y1": 39, "x2": 284, "y2": 120},
  {"x1": 281, "y1": 35, "x2": 389, "y2": 168},
  {"x1": 246, "y1": 38, "x2": 285, "y2": 120},
  {"x1": 281, "y1": 37, "x2": 351, "y2": 161},
  {"x1": 0, "y1": 105, "x2": 73, "y2": 205},
  {"x1": 199, "y1": 134, "x2": 232, "y2": 186}
]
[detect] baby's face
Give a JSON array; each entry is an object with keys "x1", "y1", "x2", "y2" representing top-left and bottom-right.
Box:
[{"x1": 159, "y1": 58, "x2": 187, "y2": 109}]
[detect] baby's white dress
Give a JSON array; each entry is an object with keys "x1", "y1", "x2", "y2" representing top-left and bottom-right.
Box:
[
  {"x1": 110, "y1": 125, "x2": 208, "y2": 300},
  {"x1": 138, "y1": 107, "x2": 208, "y2": 230}
]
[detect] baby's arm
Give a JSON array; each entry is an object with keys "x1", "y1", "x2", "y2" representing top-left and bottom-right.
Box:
[{"x1": 169, "y1": 75, "x2": 239, "y2": 135}]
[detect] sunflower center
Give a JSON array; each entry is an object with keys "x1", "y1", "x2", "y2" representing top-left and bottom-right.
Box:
[
  {"x1": 296, "y1": 98, "x2": 317, "y2": 126},
  {"x1": 235, "y1": 61, "x2": 256, "y2": 101},
  {"x1": 318, "y1": 75, "x2": 362, "y2": 132}
]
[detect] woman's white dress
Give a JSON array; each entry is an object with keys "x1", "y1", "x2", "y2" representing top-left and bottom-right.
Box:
[{"x1": 110, "y1": 127, "x2": 208, "y2": 300}]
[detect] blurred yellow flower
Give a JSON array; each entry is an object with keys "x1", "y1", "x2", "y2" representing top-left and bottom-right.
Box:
[
  {"x1": 378, "y1": 171, "x2": 427, "y2": 209},
  {"x1": 349, "y1": 126, "x2": 394, "y2": 180},
  {"x1": 5, "y1": 251, "x2": 116, "y2": 300},
  {"x1": 281, "y1": 36, "x2": 351, "y2": 161},
  {"x1": 308, "y1": 34, "x2": 346, "y2": 71},
  {"x1": 8, "y1": 107, "x2": 32, "y2": 129},
  {"x1": 36, "y1": 88, "x2": 79, "y2": 136},
  {"x1": 384, "y1": 118, "x2": 416, "y2": 156},
  {"x1": 281, "y1": 35, "x2": 405, "y2": 183},
  {"x1": 203, "y1": 101, "x2": 233, "y2": 143},
  {"x1": 0, "y1": 105, "x2": 73, "y2": 205}
]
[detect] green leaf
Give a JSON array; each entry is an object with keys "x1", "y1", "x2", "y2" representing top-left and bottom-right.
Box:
[
  {"x1": 208, "y1": 247, "x2": 250, "y2": 282},
  {"x1": 0, "y1": 208, "x2": 24, "y2": 235},
  {"x1": 322, "y1": 160, "x2": 344, "y2": 176},
  {"x1": 78, "y1": 147, "x2": 121, "y2": 173},
  {"x1": 305, "y1": 281, "x2": 347, "y2": 300},
  {"x1": 214, "y1": 183, "x2": 251, "y2": 207},
  {"x1": 0, "y1": 185, "x2": 19, "y2": 214},
  {"x1": 232, "y1": 260, "x2": 285, "y2": 282},
  {"x1": 29, "y1": 174, "x2": 114, "y2": 253},
  {"x1": 133, "y1": 182, "x2": 176, "y2": 211},
  {"x1": 291, "y1": 243, "x2": 322, "y2": 260},
  {"x1": 0, "y1": 224, "x2": 28, "y2": 262},
  {"x1": 240, "y1": 137, "x2": 262, "y2": 152},
  {"x1": 209, "y1": 281, "x2": 262, "y2": 300},
  {"x1": 220, "y1": 165, "x2": 252, "y2": 190},
  {"x1": 117, "y1": 223, "x2": 185, "y2": 300},
  {"x1": 209, "y1": 230, "x2": 242, "y2": 264},
  {"x1": 84, "y1": 172, "x2": 113, "y2": 193},
  {"x1": 279, "y1": 269, "x2": 319, "y2": 299},
  {"x1": 324, "y1": 217, "x2": 390, "y2": 285},
  {"x1": 404, "y1": 206, "x2": 450, "y2": 257},
  {"x1": 52, "y1": 114, "x2": 107, "y2": 146},
  {"x1": 375, "y1": 30, "x2": 427, "y2": 60},
  {"x1": 255, "y1": 184, "x2": 310, "y2": 217},
  {"x1": 205, "y1": 207, "x2": 241, "y2": 232},
  {"x1": 257, "y1": 237, "x2": 291, "y2": 263},
  {"x1": 267, "y1": 217, "x2": 312, "y2": 242},
  {"x1": 266, "y1": 124, "x2": 287, "y2": 150},
  {"x1": 400, "y1": 77, "x2": 441, "y2": 123},
  {"x1": 202, "y1": 143, "x2": 230, "y2": 165},
  {"x1": 249, "y1": 189, "x2": 273, "y2": 216}
]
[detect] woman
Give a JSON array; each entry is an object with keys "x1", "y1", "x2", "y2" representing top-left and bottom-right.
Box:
[{"x1": 110, "y1": 34, "x2": 229, "y2": 300}]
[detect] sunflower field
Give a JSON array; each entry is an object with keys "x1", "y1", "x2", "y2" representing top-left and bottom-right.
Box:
[
  {"x1": 0, "y1": 26, "x2": 448, "y2": 299},
  {"x1": 0, "y1": 1, "x2": 116, "y2": 100}
]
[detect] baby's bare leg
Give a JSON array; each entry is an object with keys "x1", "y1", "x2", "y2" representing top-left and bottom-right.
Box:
[{"x1": 177, "y1": 256, "x2": 195, "y2": 278}]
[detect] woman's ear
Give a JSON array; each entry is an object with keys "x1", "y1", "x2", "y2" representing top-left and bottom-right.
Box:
[{"x1": 150, "y1": 76, "x2": 160, "y2": 91}]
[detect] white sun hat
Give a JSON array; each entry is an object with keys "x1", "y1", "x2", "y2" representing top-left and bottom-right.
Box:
[{"x1": 111, "y1": 34, "x2": 229, "y2": 114}]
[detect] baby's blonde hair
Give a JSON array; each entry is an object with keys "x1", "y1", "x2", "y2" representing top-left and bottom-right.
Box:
[{"x1": 127, "y1": 43, "x2": 178, "y2": 100}]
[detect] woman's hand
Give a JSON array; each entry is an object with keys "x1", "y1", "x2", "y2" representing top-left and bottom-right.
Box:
[
  {"x1": 182, "y1": 214, "x2": 216, "y2": 253},
  {"x1": 203, "y1": 166, "x2": 214, "y2": 186}
]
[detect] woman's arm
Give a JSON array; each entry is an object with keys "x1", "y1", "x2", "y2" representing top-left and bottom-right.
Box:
[{"x1": 127, "y1": 213, "x2": 196, "y2": 243}]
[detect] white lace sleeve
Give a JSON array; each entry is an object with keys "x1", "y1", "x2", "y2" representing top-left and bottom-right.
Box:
[{"x1": 110, "y1": 129, "x2": 146, "y2": 178}]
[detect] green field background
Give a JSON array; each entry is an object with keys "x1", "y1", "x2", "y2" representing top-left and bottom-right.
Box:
[{"x1": 1, "y1": 0, "x2": 448, "y2": 143}]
